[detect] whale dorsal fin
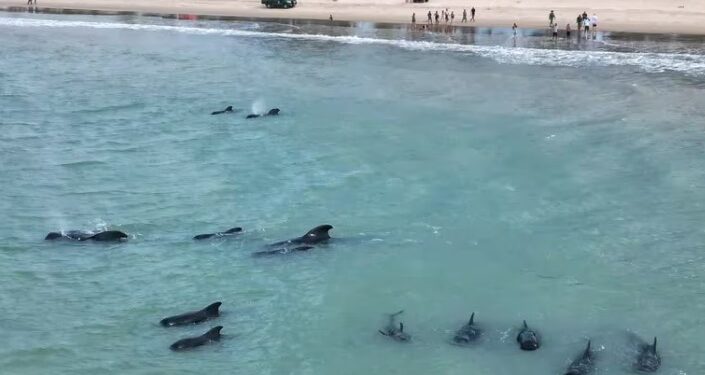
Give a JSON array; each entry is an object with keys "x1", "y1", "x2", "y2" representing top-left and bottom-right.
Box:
[
  {"x1": 652, "y1": 337, "x2": 657, "y2": 352},
  {"x1": 205, "y1": 326, "x2": 223, "y2": 340},
  {"x1": 469, "y1": 312, "x2": 475, "y2": 325},
  {"x1": 204, "y1": 302, "x2": 222, "y2": 316},
  {"x1": 399, "y1": 322, "x2": 404, "y2": 332},
  {"x1": 523, "y1": 320, "x2": 528, "y2": 329},
  {"x1": 584, "y1": 340, "x2": 592, "y2": 357},
  {"x1": 225, "y1": 227, "x2": 242, "y2": 234}
]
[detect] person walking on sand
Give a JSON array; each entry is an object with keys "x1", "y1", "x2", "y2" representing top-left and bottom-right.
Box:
[
  {"x1": 462, "y1": 9, "x2": 467, "y2": 23},
  {"x1": 566, "y1": 23, "x2": 571, "y2": 38},
  {"x1": 471, "y1": 7, "x2": 476, "y2": 22},
  {"x1": 548, "y1": 10, "x2": 555, "y2": 26}
]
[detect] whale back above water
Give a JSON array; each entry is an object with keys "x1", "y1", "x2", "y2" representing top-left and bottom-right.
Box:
[
  {"x1": 193, "y1": 227, "x2": 242, "y2": 240},
  {"x1": 45, "y1": 230, "x2": 128, "y2": 242},
  {"x1": 267, "y1": 224, "x2": 333, "y2": 248},
  {"x1": 453, "y1": 312, "x2": 482, "y2": 344},
  {"x1": 516, "y1": 320, "x2": 540, "y2": 351},
  {"x1": 170, "y1": 326, "x2": 223, "y2": 351},
  {"x1": 634, "y1": 337, "x2": 661, "y2": 372},
  {"x1": 160, "y1": 302, "x2": 222, "y2": 327},
  {"x1": 564, "y1": 340, "x2": 595, "y2": 375},
  {"x1": 379, "y1": 310, "x2": 410, "y2": 342}
]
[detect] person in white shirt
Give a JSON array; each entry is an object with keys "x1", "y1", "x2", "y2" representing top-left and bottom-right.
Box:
[
  {"x1": 552, "y1": 23, "x2": 558, "y2": 41},
  {"x1": 591, "y1": 14, "x2": 598, "y2": 36},
  {"x1": 583, "y1": 17, "x2": 590, "y2": 38}
]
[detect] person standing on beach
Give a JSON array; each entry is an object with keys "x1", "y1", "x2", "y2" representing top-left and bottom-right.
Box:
[
  {"x1": 471, "y1": 7, "x2": 476, "y2": 21},
  {"x1": 450, "y1": 11, "x2": 455, "y2": 24},
  {"x1": 583, "y1": 17, "x2": 590, "y2": 38},
  {"x1": 441, "y1": 9, "x2": 445, "y2": 22},
  {"x1": 566, "y1": 23, "x2": 571, "y2": 38},
  {"x1": 26, "y1": 0, "x2": 32, "y2": 5},
  {"x1": 435, "y1": 11, "x2": 439, "y2": 24},
  {"x1": 512, "y1": 22, "x2": 518, "y2": 37},
  {"x1": 548, "y1": 10, "x2": 555, "y2": 26},
  {"x1": 591, "y1": 13, "x2": 598, "y2": 34},
  {"x1": 462, "y1": 9, "x2": 467, "y2": 23},
  {"x1": 412, "y1": 13, "x2": 416, "y2": 27},
  {"x1": 445, "y1": 11, "x2": 449, "y2": 24},
  {"x1": 552, "y1": 23, "x2": 558, "y2": 41},
  {"x1": 427, "y1": 11, "x2": 432, "y2": 24},
  {"x1": 576, "y1": 14, "x2": 582, "y2": 34}
]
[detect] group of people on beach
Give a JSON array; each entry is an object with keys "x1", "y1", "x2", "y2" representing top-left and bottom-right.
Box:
[
  {"x1": 410, "y1": 7, "x2": 476, "y2": 30},
  {"x1": 549, "y1": 10, "x2": 599, "y2": 41}
]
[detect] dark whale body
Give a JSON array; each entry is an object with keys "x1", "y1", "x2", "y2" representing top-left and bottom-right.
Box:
[
  {"x1": 170, "y1": 326, "x2": 223, "y2": 351},
  {"x1": 634, "y1": 337, "x2": 661, "y2": 372},
  {"x1": 193, "y1": 227, "x2": 242, "y2": 240},
  {"x1": 517, "y1": 320, "x2": 540, "y2": 351},
  {"x1": 246, "y1": 108, "x2": 280, "y2": 119},
  {"x1": 211, "y1": 106, "x2": 235, "y2": 115},
  {"x1": 453, "y1": 312, "x2": 482, "y2": 344},
  {"x1": 378, "y1": 310, "x2": 410, "y2": 342},
  {"x1": 45, "y1": 230, "x2": 128, "y2": 242},
  {"x1": 160, "y1": 302, "x2": 222, "y2": 327},
  {"x1": 564, "y1": 340, "x2": 595, "y2": 375}
]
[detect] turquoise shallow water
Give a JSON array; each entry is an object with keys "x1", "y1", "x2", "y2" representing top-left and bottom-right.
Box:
[{"x1": 1, "y1": 12, "x2": 705, "y2": 375}]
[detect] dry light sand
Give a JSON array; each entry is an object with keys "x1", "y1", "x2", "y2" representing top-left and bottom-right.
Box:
[{"x1": 1, "y1": 0, "x2": 705, "y2": 35}]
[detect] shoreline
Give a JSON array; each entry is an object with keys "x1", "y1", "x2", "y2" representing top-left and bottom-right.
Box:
[{"x1": 1, "y1": 0, "x2": 705, "y2": 36}]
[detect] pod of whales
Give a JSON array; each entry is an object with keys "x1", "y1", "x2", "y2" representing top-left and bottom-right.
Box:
[
  {"x1": 246, "y1": 108, "x2": 280, "y2": 119},
  {"x1": 193, "y1": 227, "x2": 242, "y2": 240},
  {"x1": 517, "y1": 320, "x2": 540, "y2": 351},
  {"x1": 170, "y1": 326, "x2": 223, "y2": 351},
  {"x1": 453, "y1": 312, "x2": 481, "y2": 344},
  {"x1": 564, "y1": 340, "x2": 595, "y2": 375},
  {"x1": 378, "y1": 310, "x2": 410, "y2": 342},
  {"x1": 44, "y1": 230, "x2": 128, "y2": 242},
  {"x1": 160, "y1": 302, "x2": 222, "y2": 327},
  {"x1": 634, "y1": 336, "x2": 661, "y2": 372}
]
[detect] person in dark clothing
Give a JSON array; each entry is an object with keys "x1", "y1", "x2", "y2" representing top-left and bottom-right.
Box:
[{"x1": 471, "y1": 7, "x2": 476, "y2": 21}]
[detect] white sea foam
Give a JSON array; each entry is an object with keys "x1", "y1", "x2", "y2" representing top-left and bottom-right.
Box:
[{"x1": 2, "y1": 16, "x2": 705, "y2": 75}]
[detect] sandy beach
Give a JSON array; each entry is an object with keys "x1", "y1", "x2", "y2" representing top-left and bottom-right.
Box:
[{"x1": 1, "y1": 0, "x2": 705, "y2": 35}]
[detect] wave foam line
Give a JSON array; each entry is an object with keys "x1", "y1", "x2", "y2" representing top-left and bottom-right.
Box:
[{"x1": 2, "y1": 16, "x2": 705, "y2": 75}]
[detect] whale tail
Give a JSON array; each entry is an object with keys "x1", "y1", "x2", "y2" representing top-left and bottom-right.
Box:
[
  {"x1": 651, "y1": 337, "x2": 657, "y2": 353},
  {"x1": 225, "y1": 227, "x2": 242, "y2": 234},
  {"x1": 204, "y1": 302, "x2": 222, "y2": 317},
  {"x1": 469, "y1": 312, "x2": 475, "y2": 325},
  {"x1": 205, "y1": 326, "x2": 223, "y2": 340}
]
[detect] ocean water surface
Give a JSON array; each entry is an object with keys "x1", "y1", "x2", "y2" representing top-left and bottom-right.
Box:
[{"x1": 1, "y1": 11, "x2": 704, "y2": 375}]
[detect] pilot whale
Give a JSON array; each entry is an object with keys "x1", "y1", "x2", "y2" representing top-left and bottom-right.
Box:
[
  {"x1": 160, "y1": 302, "x2": 222, "y2": 327},
  {"x1": 170, "y1": 326, "x2": 223, "y2": 351},
  {"x1": 45, "y1": 230, "x2": 128, "y2": 242}
]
